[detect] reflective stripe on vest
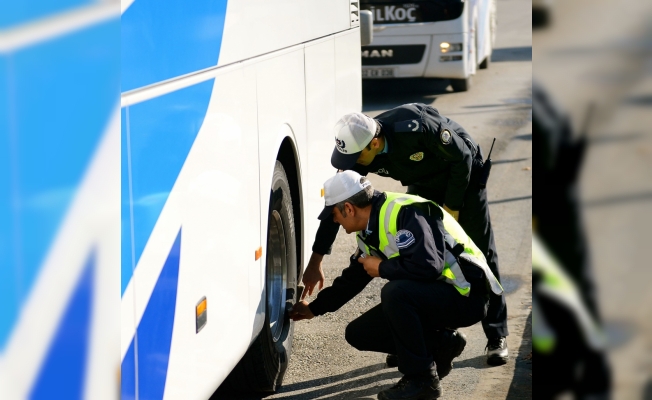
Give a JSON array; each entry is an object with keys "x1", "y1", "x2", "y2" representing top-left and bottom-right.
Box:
[
  {"x1": 532, "y1": 295, "x2": 556, "y2": 354},
  {"x1": 356, "y1": 192, "x2": 503, "y2": 296},
  {"x1": 532, "y1": 234, "x2": 606, "y2": 351}
]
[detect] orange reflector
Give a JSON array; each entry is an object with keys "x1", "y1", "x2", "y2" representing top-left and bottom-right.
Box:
[
  {"x1": 196, "y1": 298, "x2": 207, "y2": 317},
  {"x1": 255, "y1": 246, "x2": 263, "y2": 260},
  {"x1": 321, "y1": 188, "x2": 324, "y2": 197}
]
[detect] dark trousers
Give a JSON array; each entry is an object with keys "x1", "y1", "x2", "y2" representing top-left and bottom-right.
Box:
[
  {"x1": 345, "y1": 279, "x2": 488, "y2": 376},
  {"x1": 535, "y1": 292, "x2": 611, "y2": 398},
  {"x1": 408, "y1": 164, "x2": 508, "y2": 339}
]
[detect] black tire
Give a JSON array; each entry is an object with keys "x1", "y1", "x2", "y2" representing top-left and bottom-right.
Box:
[
  {"x1": 479, "y1": 56, "x2": 490, "y2": 70},
  {"x1": 533, "y1": 7, "x2": 551, "y2": 29},
  {"x1": 217, "y1": 161, "x2": 297, "y2": 395},
  {"x1": 482, "y1": 0, "x2": 496, "y2": 70},
  {"x1": 450, "y1": 77, "x2": 472, "y2": 92}
]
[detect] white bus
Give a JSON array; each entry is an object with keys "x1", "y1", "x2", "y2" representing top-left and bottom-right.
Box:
[
  {"x1": 360, "y1": 0, "x2": 496, "y2": 91},
  {"x1": 1, "y1": 2, "x2": 120, "y2": 400},
  {"x1": 120, "y1": 0, "x2": 369, "y2": 398}
]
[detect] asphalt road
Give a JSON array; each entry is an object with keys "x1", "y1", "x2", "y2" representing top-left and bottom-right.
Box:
[{"x1": 237, "y1": 0, "x2": 533, "y2": 398}]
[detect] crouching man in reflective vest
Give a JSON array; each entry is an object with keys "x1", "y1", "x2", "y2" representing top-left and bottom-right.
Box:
[{"x1": 290, "y1": 171, "x2": 503, "y2": 400}]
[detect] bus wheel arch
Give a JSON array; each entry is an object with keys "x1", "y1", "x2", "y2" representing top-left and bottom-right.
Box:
[
  {"x1": 218, "y1": 159, "x2": 299, "y2": 394},
  {"x1": 277, "y1": 137, "x2": 303, "y2": 285}
]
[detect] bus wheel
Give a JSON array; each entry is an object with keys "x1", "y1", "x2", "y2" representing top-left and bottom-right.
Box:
[
  {"x1": 450, "y1": 77, "x2": 472, "y2": 92},
  {"x1": 482, "y1": 1, "x2": 496, "y2": 69},
  {"x1": 219, "y1": 161, "x2": 297, "y2": 394},
  {"x1": 533, "y1": 7, "x2": 550, "y2": 28}
]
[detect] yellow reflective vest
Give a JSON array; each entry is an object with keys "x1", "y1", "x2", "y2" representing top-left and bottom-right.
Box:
[{"x1": 356, "y1": 192, "x2": 503, "y2": 297}]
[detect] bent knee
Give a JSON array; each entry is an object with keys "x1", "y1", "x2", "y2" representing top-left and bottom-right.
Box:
[
  {"x1": 380, "y1": 280, "x2": 406, "y2": 304},
  {"x1": 345, "y1": 321, "x2": 364, "y2": 350}
]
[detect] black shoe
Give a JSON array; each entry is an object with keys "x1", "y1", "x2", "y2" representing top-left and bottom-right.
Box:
[
  {"x1": 386, "y1": 330, "x2": 467, "y2": 378},
  {"x1": 386, "y1": 354, "x2": 399, "y2": 368},
  {"x1": 378, "y1": 373, "x2": 442, "y2": 400},
  {"x1": 486, "y1": 337, "x2": 509, "y2": 365},
  {"x1": 432, "y1": 329, "x2": 467, "y2": 378}
]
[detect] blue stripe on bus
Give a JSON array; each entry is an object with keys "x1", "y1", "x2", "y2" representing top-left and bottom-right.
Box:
[
  {"x1": 121, "y1": 339, "x2": 137, "y2": 400},
  {"x1": 0, "y1": 17, "x2": 119, "y2": 351},
  {"x1": 0, "y1": 0, "x2": 95, "y2": 30},
  {"x1": 121, "y1": 231, "x2": 181, "y2": 400},
  {"x1": 0, "y1": 56, "x2": 15, "y2": 354},
  {"x1": 121, "y1": 107, "x2": 133, "y2": 297},
  {"x1": 121, "y1": 0, "x2": 228, "y2": 92},
  {"x1": 121, "y1": 80, "x2": 213, "y2": 295},
  {"x1": 29, "y1": 251, "x2": 94, "y2": 400}
]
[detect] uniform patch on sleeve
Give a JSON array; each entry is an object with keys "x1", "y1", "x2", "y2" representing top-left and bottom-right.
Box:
[
  {"x1": 394, "y1": 119, "x2": 423, "y2": 133},
  {"x1": 395, "y1": 230, "x2": 415, "y2": 249}
]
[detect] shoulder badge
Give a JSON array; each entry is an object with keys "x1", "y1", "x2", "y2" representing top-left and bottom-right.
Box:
[
  {"x1": 394, "y1": 119, "x2": 423, "y2": 133},
  {"x1": 440, "y1": 129, "x2": 452, "y2": 145},
  {"x1": 409, "y1": 152, "x2": 424, "y2": 161},
  {"x1": 395, "y1": 230, "x2": 415, "y2": 249}
]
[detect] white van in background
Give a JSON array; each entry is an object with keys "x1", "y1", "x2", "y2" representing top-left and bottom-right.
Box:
[{"x1": 360, "y1": 0, "x2": 496, "y2": 91}]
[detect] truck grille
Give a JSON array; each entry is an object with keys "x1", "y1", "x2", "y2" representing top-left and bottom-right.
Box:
[{"x1": 361, "y1": 45, "x2": 426, "y2": 65}]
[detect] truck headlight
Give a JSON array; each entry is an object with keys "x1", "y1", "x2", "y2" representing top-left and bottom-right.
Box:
[{"x1": 440, "y1": 42, "x2": 463, "y2": 53}]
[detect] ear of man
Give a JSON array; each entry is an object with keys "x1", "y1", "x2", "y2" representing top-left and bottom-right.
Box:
[{"x1": 344, "y1": 202, "x2": 356, "y2": 217}]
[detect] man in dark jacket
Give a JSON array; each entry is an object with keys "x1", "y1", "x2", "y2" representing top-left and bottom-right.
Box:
[
  {"x1": 291, "y1": 171, "x2": 502, "y2": 400},
  {"x1": 301, "y1": 104, "x2": 509, "y2": 364}
]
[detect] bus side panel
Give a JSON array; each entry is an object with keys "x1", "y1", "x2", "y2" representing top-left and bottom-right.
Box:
[
  {"x1": 162, "y1": 66, "x2": 261, "y2": 400},
  {"x1": 121, "y1": 80, "x2": 213, "y2": 400},
  {"x1": 121, "y1": 0, "x2": 229, "y2": 92},
  {"x1": 304, "y1": 38, "x2": 337, "y2": 262},
  {"x1": 302, "y1": 0, "x2": 351, "y2": 41},
  {"x1": 121, "y1": 70, "x2": 259, "y2": 399},
  {"x1": 255, "y1": 47, "x2": 307, "y2": 302},
  {"x1": 304, "y1": 28, "x2": 366, "y2": 259},
  {"x1": 334, "y1": 30, "x2": 363, "y2": 119},
  {"x1": 219, "y1": 0, "x2": 305, "y2": 67},
  {"x1": 218, "y1": 0, "x2": 352, "y2": 67}
]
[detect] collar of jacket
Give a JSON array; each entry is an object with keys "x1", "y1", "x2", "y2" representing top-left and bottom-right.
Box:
[
  {"x1": 379, "y1": 121, "x2": 394, "y2": 156},
  {"x1": 361, "y1": 191, "x2": 386, "y2": 243}
]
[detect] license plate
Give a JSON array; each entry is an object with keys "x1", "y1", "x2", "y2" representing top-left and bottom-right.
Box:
[{"x1": 362, "y1": 68, "x2": 394, "y2": 78}]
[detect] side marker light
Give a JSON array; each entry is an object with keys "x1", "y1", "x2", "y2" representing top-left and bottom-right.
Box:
[{"x1": 196, "y1": 297, "x2": 207, "y2": 333}]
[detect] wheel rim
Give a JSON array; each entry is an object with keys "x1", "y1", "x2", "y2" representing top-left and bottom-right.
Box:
[{"x1": 267, "y1": 209, "x2": 288, "y2": 343}]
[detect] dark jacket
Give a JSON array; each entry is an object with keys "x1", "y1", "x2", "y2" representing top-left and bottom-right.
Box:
[
  {"x1": 313, "y1": 103, "x2": 482, "y2": 255},
  {"x1": 309, "y1": 191, "x2": 449, "y2": 316},
  {"x1": 355, "y1": 103, "x2": 481, "y2": 209}
]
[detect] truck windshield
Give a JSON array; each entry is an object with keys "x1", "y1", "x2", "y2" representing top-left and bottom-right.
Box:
[{"x1": 360, "y1": 0, "x2": 465, "y2": 24}]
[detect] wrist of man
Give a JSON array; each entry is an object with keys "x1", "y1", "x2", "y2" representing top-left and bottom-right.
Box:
[
  {"x1": 378, "y1": 260, "x2": 391, "y2": 280},
  {"x1": 311, "y1": 245, "x2": 332, "y2": 255},
  {"x1": 307, "y1": 301, "x2": 324, "y2": 317}
]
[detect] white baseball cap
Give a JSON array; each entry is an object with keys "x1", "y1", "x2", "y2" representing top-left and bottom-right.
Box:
[
  {"x1": 331, "y1": 112, "x2": 378, "y2": 170},
  {"x1": 318, "y1": 170, "x2": 372, "y2": 220}
]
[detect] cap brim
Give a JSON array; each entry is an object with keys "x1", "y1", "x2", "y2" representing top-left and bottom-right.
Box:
[
  {"x1": 318, "y1": 205, "x2": 335, "y2": 221},
  {"x1": 331, "y1": 147, "x2": 360, "y2": 170}
]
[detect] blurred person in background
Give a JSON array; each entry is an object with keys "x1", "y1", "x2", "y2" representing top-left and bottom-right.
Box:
[{"x1": 532, "y1": 81, "x2": 611, "y2": 399}]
